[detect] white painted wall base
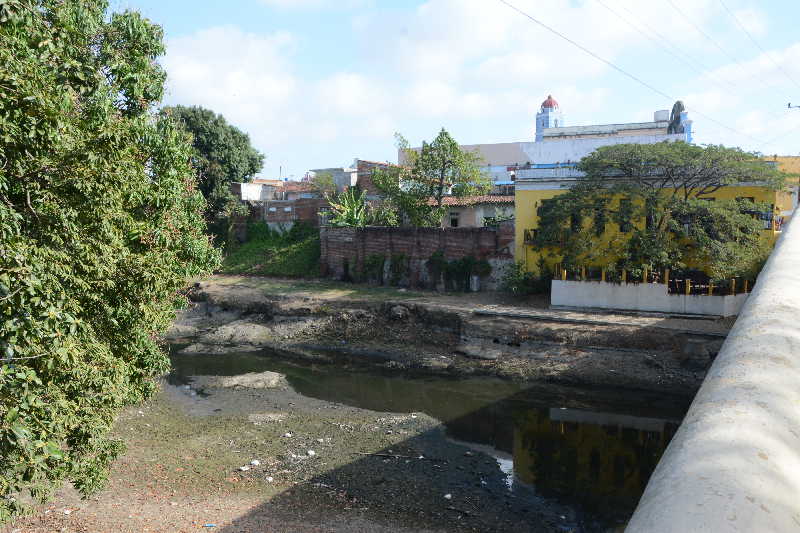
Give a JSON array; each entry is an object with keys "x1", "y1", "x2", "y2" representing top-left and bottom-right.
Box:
[{"x1": 551, "y1": 280, "x2": 749, "y2": 317}]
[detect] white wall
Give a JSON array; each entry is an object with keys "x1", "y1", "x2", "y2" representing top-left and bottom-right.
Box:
[
  {"x1": 551, "y1": 280, "x2": 749, "y2": 317},
  {"x1": 627, "y1": 207, "x2": 800, "y2": 532},
  {"x1": 239, "y1": 182, "x2": 273, "y2": 201}
]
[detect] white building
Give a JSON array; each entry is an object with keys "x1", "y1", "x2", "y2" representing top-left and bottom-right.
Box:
[{"x1": 403, "y1": 95, "x2": 693, "y2": 191}]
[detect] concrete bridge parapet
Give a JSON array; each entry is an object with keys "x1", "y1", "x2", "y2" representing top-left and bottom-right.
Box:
[{"x1": 626, "y1": 208, "x2": 800, "y2": 532}]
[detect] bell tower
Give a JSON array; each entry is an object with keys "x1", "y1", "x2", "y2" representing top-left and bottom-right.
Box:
[{"x1": 535, "y1": 94, "x2": 563, "y2": 141}]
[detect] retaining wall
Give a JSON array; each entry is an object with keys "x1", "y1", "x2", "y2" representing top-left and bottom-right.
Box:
[
  {"x1": 551, "y1": 280, "x2": 749, "y2": 317},
  {"x1": 319, "y1": 222, "x2": 514, "y2": 290},
  {"x1": 626, "y1": 207, "x2": 800, "y2": 532}
]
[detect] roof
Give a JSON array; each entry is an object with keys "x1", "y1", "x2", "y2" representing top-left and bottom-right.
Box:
[
  {"x1": 279, "y1": 181, "x2": 316, "y2": 192},
  {"x1": 252, "y1": 178, "x2": 284, "y2": 186},
  {"x1": 542, "y1": 121, "x2": 669, "y2": 138},
  {"x1": 541, "y1": 94, "x2": 559, "y2": 110},
  {"x1": 430, "y1": 195, "x2": 514, "y2": 207}
]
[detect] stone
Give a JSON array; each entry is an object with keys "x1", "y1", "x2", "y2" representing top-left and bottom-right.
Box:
[
  {"x1": 454, "y1": 343, "x2": 501, "y2": 360},
  {"x1": 193, "y1": 371, "x2": 286, "y2": 390},
  {"x1": 388, "y1": 305, "x2": 410, "y2": 320}
]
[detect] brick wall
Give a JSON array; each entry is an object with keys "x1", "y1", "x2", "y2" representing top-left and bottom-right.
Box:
[
  {"x1": 320, "y1": 221, "x2": 514, "y2": 290},
  {"x1": 264, "y1": 198, "x2": 329, "y2": 227}
]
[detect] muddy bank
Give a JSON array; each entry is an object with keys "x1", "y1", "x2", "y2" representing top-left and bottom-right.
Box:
[{"x1": 166, "y1": 279, "x2": 729, "y2": 397}]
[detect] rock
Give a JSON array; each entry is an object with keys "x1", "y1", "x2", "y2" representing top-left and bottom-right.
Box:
[
  {"x1": 238, "y1": 466, "x2": 250, "y2": 472},
  {"x1": 193, "y1": 371, "x2": 286, "y2": 390},
  {"x1": 248, "y1": 412, "x2": 286, "y2": 424},
  {"x1": 307, "y1": 450, "x2": 316, "y2": 457},
  {"x1": 454, "y1": 343, "x2": 501, "y2": 360},
  {"x1": 250, "y1": 459, "x2": 260, "y2": 466},
  {"x1": 388, "y1": 305, "x2": 410, "y2": 320}
]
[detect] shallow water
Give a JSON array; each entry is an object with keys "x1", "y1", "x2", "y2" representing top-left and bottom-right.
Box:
[{"x1": 169, "y1": 348, "x2": 689, "y2": 531}]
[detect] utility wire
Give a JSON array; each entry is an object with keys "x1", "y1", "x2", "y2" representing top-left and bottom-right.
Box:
[
  {"x1": 598, "y1": 0, "x2": 738, "y2": 94},
  {"x1": 718, "y1": 0, "x2": 800, "y2": 93},
  {"x1": 608, "y1": 0, "x2": 786, "y2": 123},
  {"x1": 664, "y1": 0, "x2": 780, "y2": 101},
  {"x1": 496, "y1": 0, "x2": 765, "y2": 145}
]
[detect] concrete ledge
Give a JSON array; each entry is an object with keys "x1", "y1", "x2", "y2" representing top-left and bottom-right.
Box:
[{"x1": 626, "y1": 207, "x2": 800, "y2": 532}]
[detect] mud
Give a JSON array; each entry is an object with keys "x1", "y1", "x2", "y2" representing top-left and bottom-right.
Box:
[{"x1": 166, "y1": 279, "x2": 728, "y2": 396}]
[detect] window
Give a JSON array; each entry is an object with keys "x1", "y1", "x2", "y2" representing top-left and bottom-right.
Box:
[
  {"x1": 449, "y1": 211, "x2": 460, "y2": 227},
  {"x1": 284, "y1": 207, "x2": 292, "y2": 212},
  {"x1": 268, "y1": 207, "x2": 277, "y2": 212}
]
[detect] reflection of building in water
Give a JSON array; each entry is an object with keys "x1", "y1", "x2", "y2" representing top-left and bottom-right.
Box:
[{"x1": 514, "y1": 407, "x2": 679, "y2": 521}]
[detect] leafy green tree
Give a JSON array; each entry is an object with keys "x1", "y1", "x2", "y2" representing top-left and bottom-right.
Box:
[
  {"x1": 162, "y1": 105, "x2": 264, "y2": 235},
  {"x1": 0, "y1": 0, "x2": 219, "y2": 520},
  {"x1": 531, "y1": 142, "x2": 786, "y2": 280},
  {"x1": 372, "y1": 129, "x2": 491, "y2": 226}
]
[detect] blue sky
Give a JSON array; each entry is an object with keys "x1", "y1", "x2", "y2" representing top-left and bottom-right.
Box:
[{"x1": 114, "y1": 0, "x2": 800, "y2": 180}]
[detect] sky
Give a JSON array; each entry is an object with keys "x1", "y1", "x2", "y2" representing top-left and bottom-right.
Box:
[{"x1": 113, "y1": 0, "x2": 800, "y2": 180}]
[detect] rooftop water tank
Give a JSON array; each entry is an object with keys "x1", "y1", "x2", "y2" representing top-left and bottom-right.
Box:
[{"x1": 654, "y1": 109, "x2": 670, "y2": 122}]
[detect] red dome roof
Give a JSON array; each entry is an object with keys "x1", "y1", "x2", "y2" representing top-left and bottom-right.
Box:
[{"x1": 541, "y1": 94, "x2": 558, "y2": 110}]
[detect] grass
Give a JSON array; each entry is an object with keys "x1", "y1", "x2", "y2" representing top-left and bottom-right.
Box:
[{"x1": 221, "y1": 222, "x2": 321, "y2": 278}]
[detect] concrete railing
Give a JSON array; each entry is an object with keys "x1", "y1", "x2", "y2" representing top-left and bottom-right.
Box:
[{"x1": 626, "y1": 207, "x2": 800, "y2": 532}]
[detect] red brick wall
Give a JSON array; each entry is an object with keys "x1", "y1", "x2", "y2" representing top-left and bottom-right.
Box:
[
  {"x1": 356, "y1": 160, "x2": 395, "y2": 196},
  {"x1": 319, "y1": 221, "x2": 514, "y2": 289}
]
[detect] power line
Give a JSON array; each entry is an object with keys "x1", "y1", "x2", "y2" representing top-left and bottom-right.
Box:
[
  {"x1": 609, "y1": 0, "x2": 787, "y2": 123},
  {"x1": 663, "y1": 0, "x2": 782, "y2": 102},
  {"x1": 718, "y1": 0, "x2": 800, "y2": 93},
  {"x1": 600, "y1": 0, "x2": 738, "y2": 94},
  {"x1": 496, "y1": 0, "x2": 765, "y2": 145}
]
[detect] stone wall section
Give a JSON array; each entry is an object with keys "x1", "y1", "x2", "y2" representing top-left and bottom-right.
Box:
[{"x1": 320, "y1": 221, "x2": 514, "y2": 290}]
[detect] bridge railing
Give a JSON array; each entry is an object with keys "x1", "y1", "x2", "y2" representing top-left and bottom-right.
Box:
[{"x1": 626, "y1": 207, "x2": 800, "y2": 532}]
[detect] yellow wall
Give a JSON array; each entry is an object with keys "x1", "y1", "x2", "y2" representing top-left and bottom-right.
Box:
[{"x1": 514, "y1": 184, "x2": 790, "y2": 275}]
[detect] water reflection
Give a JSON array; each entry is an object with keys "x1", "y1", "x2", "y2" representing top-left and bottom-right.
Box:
[{"x1": 169, "y1": 349, "x2": 685, "y2": 530}]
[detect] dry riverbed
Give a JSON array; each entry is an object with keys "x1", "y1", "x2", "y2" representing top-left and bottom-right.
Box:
[{"x1": 11, "y1": 369, "x2": 579, "y2": 533}]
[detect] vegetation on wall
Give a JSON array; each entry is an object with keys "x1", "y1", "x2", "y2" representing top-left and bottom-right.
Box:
[
  {"x1": 529, "y1": 142, "x2": 787, "y2": 282},
  {"x1": 0, "y1": 1, "x2": 219, "y2": 520},
  {"x1": 221, "y1": 222, "x2": 320, "y2": 278}
]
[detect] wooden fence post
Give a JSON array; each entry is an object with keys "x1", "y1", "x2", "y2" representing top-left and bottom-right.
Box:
[
  {"x1": 622, "y1": 269, "x2": 627, "y2": 283},
  {"x1": 601, "y1": 269, "x2": 606, "y2": 282},
  {"x1": 730, "y1": 279, "x2": 736, "y2": 295},
  {"x1": 664, "y1": 269, "x2": 670, "y2": 286},
  {"x1": 685, "y1": 279, "x2": 691, "y2": 295}
]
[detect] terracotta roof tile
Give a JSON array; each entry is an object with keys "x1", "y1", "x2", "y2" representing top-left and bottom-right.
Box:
[{"x1": 429, "y1": 195, "x2": 514, "y2": 207}]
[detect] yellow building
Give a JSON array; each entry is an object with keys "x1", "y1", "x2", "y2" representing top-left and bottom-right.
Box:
[{"x1": 515, "y1": 174, "x2": 796, "y2": 274}]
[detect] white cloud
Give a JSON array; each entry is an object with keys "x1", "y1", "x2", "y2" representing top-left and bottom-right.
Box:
[
  {"x1": 160, "y1": 0, "x2": 800, "y2": 176},
  {"x1": 732, "y1": 7, "x2": 768, "y2": 37}
]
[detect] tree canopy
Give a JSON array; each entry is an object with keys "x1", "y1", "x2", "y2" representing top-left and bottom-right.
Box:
[
  {"x1": 162, "y1": 105, "x2": 264, "y2": 230},
  {"x1": 531, "y1": 142, "x2": 787, "y2": 281},
  {"x1": 0, "y1": 0, "x2": 219, "y2": 520},
  {"x1": 372, "y1": 129, "x2": 491, "y2": 226}
]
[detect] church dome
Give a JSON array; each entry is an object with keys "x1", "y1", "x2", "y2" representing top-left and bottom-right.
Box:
[{"x1": 540, "y1": 94, "x2": 558, "y2": 110}]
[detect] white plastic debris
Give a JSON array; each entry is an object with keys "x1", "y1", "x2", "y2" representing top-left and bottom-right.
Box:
[
  {"x1": 250, "y1": 459, "x2": 260, "y2": 466},
  {"x1": 266, "y1": 476, "x2": 274, "y2": 482},
  {"x1": 307, "y1": 450, "x2": 316, "y2": 457},
  {"x1": 238, "y1": 466, "x2": 250, "y2": 472},
  {"x1": 182, "y1": 385, "x2": 191, "y2": 390},
  {"x1": 283, "y1": 432, "x2": 293, "y2": 438},
  {"x1": 63, "y1": 509, "x2": 72, "y2": 515},
  {"x1": 317, "y1": 438, "x2": 324, "y2": 443},
  {"x1": 444, "y1": 494, "x2": 452, "y2": 500}
]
